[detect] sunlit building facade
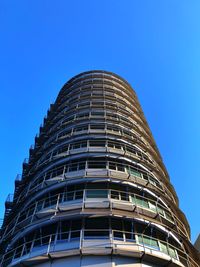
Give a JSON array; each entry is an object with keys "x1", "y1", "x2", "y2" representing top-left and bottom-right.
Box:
[{"x1": 0, "y1": 71, "x2": 199, "y2": 266}]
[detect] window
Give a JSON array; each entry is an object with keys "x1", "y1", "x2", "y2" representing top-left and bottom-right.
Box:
[
  {"x1": 90, "y1": 124, "x2": 105, "y2": 130},
  {"x1": 58, "y1": 129, "x2": 71, "y2": 138},
  {"x1": 108, "y1": 162, "x2": 125, "y2": 172},
  {"x1": 121, "y1": 192, "x2": 129, "y2": 201},
  {"x1": 89, "y1": 140, "x2": 106, "y2": 147},
  {"x1": 117, "y1": 164, "x2": 125, "y2": 172},
  {"x1": 71, "y1": 220, "x2": 81, "y2": 239},
  {"x1": 70, "y1": 141, "x2": 87, "y2": 150},
  {"x1": 91, "y1": 111, "x2": 104, "y2": 117},
  {"x1": 107, "y1": 125, "x2": 120, "y2": 132},
  {"x1": 58, "y1": 221, "x2": 70, "y2": 241},
  {"x1": 111, "y1": 190, "x2": 120, "y2": 200},
  {"x1": 75, "y1": 190, "x2": 83, "y2": 199},
  {"x1": 112, "y1": 218, "x2": 123, "y2": 239},
  {"x1": 63, "y1": 191, "x2": 74, "y2": 201},
  {"x1": 74, "y1": 125, "x2": 88, "y2": 132},
  {"x1": 68, "y1": 164, "x2": 78, "y2": 172},
  {"x1": 51, "y1": 167, "x2": 64, "y2": 177},
  {"x1": 86, "y1": 189, "x2": 108, "y2": 198},
  {"x1": 78, "y1": 102, "x2": 90, "y2": 107},
  {"x1": 108, "y1": 141, "x2": 122, "y2": 149},
  {"x1": 84, "y1": 218, "x2": 109, "y2": 239},
  {"x1": 88, "y1": 161, "x2": 106, "y2": 169},
  {"x1": 68, "y1": 161, "x2": 86, "y2": 172},
  {"x1": 109, "y1": 162, "x2": 116, "y2": 170},
  {"x1": 76, "y1": 112, "x2": 89, "y2": 119},
  {"x1": 43, "y1": 195, "x2": 57, "y2": 208}
]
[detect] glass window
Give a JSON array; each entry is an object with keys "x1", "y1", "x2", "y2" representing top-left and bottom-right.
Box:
[
  {"x1": 70, "y1": 141, "x2": 87, "y2": 149},
  {"x1": 121, "y1": 192, "x2": 129, "y2": 201},
  {"x1": 111, "y1": 218, "x2": 123, "y2": 239},
  {"x1": 109, "y1": 162, "x2": 116, "y2": 170},
  {"x1": 72, "y1": 143, "x2": 80, "y2": 149},
  {"x1": 63, "y1": 191, "x2": 74, "y2": 201},
  {"x1": 111, "y1": 190, "x2": 120, "y2": 200},
  {"x1": 91, "y1": 112, "x2": 104, "y2": 117},
  {"x1": 71, "y1": 220, "x2": 81, "y2": 230},
  {"x1": 76, "y1": 113, "x2": 89, "y2": 119},
  {"x1": 90, "y1": 124, "x2": 105, "y2": 130},
  {"x1": 86, "y1": 189, "x2": 108, "y2": 198},
  {"x1": 108, "y1": 142, "x2": 115, "y2": 148},
  {"x1": 124, "y1": 220, "x2": 134, "y2": 233},
  {"x1": 88, "y1": 161, "x2": 106, "y2": 169},
  {"x1": 85, "y1": 218, "x2": 109, "y2": 229},
  {"x1": 75, "y1": 190, "x2": 83, "y2": 199},
  {"x1": 117, "y1": 164, "x2": 125, "y2": 172},
  {"x1": 89, "y1": 140, "x2": 106, "y2": 147},
  {"x1": 74, "y1": 125, "x2": 88, "y2": 132},
  {"x1": 107, "y1": 125, "x2": 120, "y2": 132},
  {"x1": 108, "y1": 142, "x2": 122, "y2": 149},
  {"x1": 71, "y1": 221, "x2": 81, "y2": 239},
  {"x1": 84, "y1": 230, "x2": 109, "y2": 239},
  {"x1": 68, "y1": 164, "x2": 78, "y2": 172},
  {"x1": 78, "y1": 162, "x2": 86, "y2": 170}
]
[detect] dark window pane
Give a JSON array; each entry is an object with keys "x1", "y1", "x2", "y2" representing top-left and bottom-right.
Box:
[
  {"x1": 90, "y1": 141, "x2": 106, "y2": 147},
  {"x1": 85, "y1": 218, "x2": 109, "y2": 229},
  {"x1": 88, "y1": 161, "x2": 106, "y2": 169},
  {"x1": 109, "y1": 162, "x2": 116, "y2": 170},
  {"x1": 86, "y1": 190, "x2": 108, "y2": 198}
]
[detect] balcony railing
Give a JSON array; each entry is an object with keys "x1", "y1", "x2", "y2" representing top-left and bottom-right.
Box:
[
  {"x1": 1, "y1": 229, "x2": 196, "y2": 267},
  {"x1": 1, "y1": 188, "x2": 187, "y2": 243}
]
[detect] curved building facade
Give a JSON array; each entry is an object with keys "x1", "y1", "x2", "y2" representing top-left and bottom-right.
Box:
[{"x1": 0, "y1": 70, "x2": 199, "y2": 267}]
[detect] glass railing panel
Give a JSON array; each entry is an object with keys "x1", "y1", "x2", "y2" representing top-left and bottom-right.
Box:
[
  {"x1": 137, "y1": 235, "x2": 159, "y2": 250},
  {"x1": 159, "y1": 241, "x2": 168, "y2": 254},
  {"x1": 168, "y1": 245, "x2": 178, "y2": 259}
]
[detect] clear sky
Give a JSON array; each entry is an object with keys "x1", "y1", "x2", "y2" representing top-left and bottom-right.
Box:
[{"x1": 0, "y1": 0, "x2": 200, "y2": 243}]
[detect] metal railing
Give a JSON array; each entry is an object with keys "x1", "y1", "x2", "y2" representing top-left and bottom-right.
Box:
[
  {"x1": 1, "y1": 189, "x2": 187, "y2": 243},
  {"x1": 1, "y1": 229, "x2": 197, "y2": 267}
]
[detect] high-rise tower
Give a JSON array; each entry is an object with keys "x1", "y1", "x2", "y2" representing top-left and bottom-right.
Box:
[{"x1": 0, "y1": 71, "x2": 199, "y2": 267}]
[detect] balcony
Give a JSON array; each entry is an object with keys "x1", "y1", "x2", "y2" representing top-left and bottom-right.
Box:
[
  {"x1": 2, "y1": 188, "x2": 188, "y2": 245},
  {"x1": 1, "y1": 229, "x2": 192, "y2": 267}
]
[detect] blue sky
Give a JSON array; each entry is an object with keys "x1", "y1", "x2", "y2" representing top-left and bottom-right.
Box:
[{"x1": 0, "y1": 1, "x2": 200, "y2": 242}]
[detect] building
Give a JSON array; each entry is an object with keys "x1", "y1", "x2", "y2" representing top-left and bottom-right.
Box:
[
  {"x1": 0, "y1": 70, "x2": 199, "y2": 267},
  {"x1": 194, "y1": 234, "x2": 200, "y2": 254}
]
